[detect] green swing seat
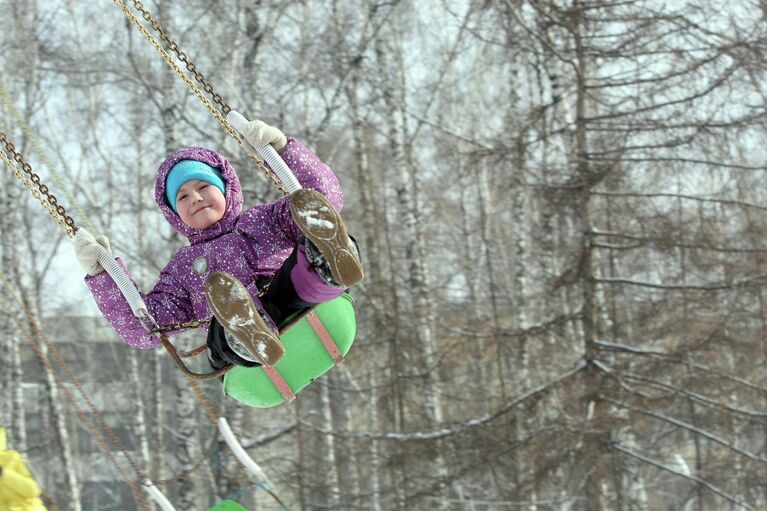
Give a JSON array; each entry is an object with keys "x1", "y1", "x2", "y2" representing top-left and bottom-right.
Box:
[{"x1": 221, "y1": 293, "x2": 356, "y2": 408}]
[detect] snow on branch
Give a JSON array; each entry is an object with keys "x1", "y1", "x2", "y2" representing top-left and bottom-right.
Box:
[
  {"x1": 243, "y1": 422, "x2": 299, "y2": 450},
  {"x1": 300, "y1": 360, "x2": 588, "y2": 441},
  {"x1": 612, "y1": 443, "x2": 757, "y2": 511},
  {"x1": 595, "y1": 340, "x2": 668, "y2": 356},
  {"x1": 591, "y1": 155, "x2": 767, "y2": 172},
  {"x1": 619, "y1": 370, "x2": 767, "y2": 419},
  {"x1": 595, "y1": 273, "x2": 767, "y2": 291},
  {"x1": 606, "y1": 398, "x2": 767, "y2": 465},
  {"x1": 591, "y1": 191, "x2": 767, "y2": 212},
  {"x1": 595, "y1": 340, "x2": 767, "y2": 393}
]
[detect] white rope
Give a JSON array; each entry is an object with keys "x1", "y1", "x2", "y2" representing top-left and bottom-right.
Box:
[
  {"x1": 142, "y1": 479, "x2": 176, "y2": 511},
  {"x1": 217, "y1": 417, "x2": 276, "y2": 488}
]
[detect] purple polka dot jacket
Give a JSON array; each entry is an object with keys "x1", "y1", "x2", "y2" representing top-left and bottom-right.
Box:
[{"x1": 85, "y1": 139, "x2": 343, "y2": 349}]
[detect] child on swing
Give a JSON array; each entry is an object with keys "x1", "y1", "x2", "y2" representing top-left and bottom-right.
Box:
[{"x1": 74, "y1": 119, "x2": 363, "y2": 369}]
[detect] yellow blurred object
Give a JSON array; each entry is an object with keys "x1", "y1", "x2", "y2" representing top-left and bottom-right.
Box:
[{"x1": 0, "y1": 427, "x2": 48, "y2": 511}]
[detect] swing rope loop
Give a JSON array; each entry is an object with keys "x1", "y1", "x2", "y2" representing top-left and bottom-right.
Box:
[{"x1": 0, "y1": 132, "x2": 77, "y2": 236}]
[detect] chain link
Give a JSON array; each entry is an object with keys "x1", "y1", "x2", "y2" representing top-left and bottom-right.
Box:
[
  {"x1": 0, "y1": 133, "x2": 77, "y2": 237},
  {"x1": 2, "y1": 20, "x2": 283, "y2": 490},
  {"x1": 123, "y1": 0, "x2": 288, "y2": 195},
  {"x1": 130, "y1": 0, "x2": 231, "y2": 115},
  {"x1": 0, "y1": 273, "x2": 227, "y2": 495},
  {"x1": 1, "y1": 8, "x2": 291, "y2": 499},
  {"x1": 1, "y1": 2, "x2": 290, "y2": 241},
  {"x1": 0, "y1": 283, "x2": 151, "y2": 509},
  {"x1": 149, "y1": 317, "x2": 211, "y2": 336}
]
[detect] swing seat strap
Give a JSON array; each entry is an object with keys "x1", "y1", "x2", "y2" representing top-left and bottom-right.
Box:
[
  {"x1": 261, "y1": 308, "x2": 344, "y2": 404},
  {"x1": 306, "y1": 310, "x2": 344, "y2": 365},
  {"x1": 262, "y1": 366, "x2": 296, "y2": 403}
]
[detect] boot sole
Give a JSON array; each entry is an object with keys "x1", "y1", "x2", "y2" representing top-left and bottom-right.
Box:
[
  {"x1": 289, "y1": 188, "x2": 363, "y2": 288},
  {"x1": 204, "y1": 272, "x2": 284, "y2": 366}
]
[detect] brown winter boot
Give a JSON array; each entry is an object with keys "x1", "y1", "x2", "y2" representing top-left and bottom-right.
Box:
[
  {"x1": 204, "y1": 272, "x2": 285, "y2": 366},
  {"x1": 289, "y1": 188, "x2": 364, "y2": 288}
]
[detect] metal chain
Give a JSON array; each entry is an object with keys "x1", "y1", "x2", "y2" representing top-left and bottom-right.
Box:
[
  {"x1": 116, "y1": 0, "x2": 288, "y2": 195},
  {"x1": 0, "y1": 281, "x2": 151, "y2": 509},
  {"x1": 0, "y1": 133, "x2": 77, "y2": 237},
  {"x1": 149, "y1": 317, "x2": 211, "y2": 336},
  {"x1": 0, "y1": 78, "x2": 98, "y2": 234},
  {"x1": 0, "y1": 272, "x2": 232, "y2": 493},
  {"x1": 130, "y1": 0, "x2": 231, "y2": 115},
  {"x1": 152, "y1": 414, "x2": 221, "y2": 485},
  {"x1": 0, "y1": 132, "x2": 207, "y2": 336},
  {"x1": 0, "y1": 148, "x2": 65, "y2": 231}
]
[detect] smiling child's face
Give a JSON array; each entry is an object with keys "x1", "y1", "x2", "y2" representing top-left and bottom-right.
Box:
[{"x1": 175, "y1": 180, "x2": 226, "y2": 230}]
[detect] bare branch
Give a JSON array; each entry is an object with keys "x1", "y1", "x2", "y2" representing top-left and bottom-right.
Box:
[{"x1": 613, "y1": 443, "x2": 757, "y2": 511}]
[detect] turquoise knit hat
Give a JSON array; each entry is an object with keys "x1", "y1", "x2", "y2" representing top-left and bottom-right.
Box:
[{"x1": 165, "y1": 160, "x2": 226, "y2": 213}]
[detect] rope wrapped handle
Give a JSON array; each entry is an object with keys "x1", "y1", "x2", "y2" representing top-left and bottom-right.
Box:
[
  {"x1": 226, "y1": 111, "x2": 302, "y2": 194},
  {"x1": 75, "y1": 228, "x2": 151, "y2": 322}
]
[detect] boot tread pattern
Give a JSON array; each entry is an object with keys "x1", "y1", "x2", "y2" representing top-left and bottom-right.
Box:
[
  {"x1": 290, "y1": 189, "x2": 363, "y2": 288},
  {"x1": 204, "y1": 272, "x2": 285, "y2": 366}
]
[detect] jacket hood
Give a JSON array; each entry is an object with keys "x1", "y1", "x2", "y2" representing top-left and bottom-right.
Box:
[{"x1": 155, "y1": 147, "x2": 243, "y2": 244}]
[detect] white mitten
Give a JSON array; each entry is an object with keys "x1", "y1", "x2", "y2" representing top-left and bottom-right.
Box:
[
  {"x1": 243, "y1": 120, "x2": 287, "y2": 151},
  {"x1": 74, "y1": 234, "x2": 112, "y2": 276}
]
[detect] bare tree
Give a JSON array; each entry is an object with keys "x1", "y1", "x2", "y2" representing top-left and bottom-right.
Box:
[{"x1": 4, "y1": 0, "x2": 767, "y2": 509}]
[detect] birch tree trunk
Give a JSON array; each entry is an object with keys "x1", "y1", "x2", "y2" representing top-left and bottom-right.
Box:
[
  {"x1": 380, "y1": 165, "x2": 408, "y2": 511},
  {"x1": 375, "y1": 18, "x2": 451, "y2": 505},
  {"x1": 174, "y1": 375, "x2": 204, "y2": 509},
  {"x1": 1, "y1": 169, "x2": 26, "y2": 449},
  {"x1": 2, "y1": 46, "x2": 83, "y2": 507},
  {"x1": 327, "y1": 370, "x2": 360, "y2": 506},
  {"x1": 676, "y1": 178, "x2": 706, "y2": 511},
  {"x1": 571, "y1": 2, "x2": 607, "y2": 509},
  {"x1": 346, "y1": 64, "x2": 386, "y2": 511},
  {"x1": 737, "y1": 177, "x2": 767, "y2": 509},
  {"x1": 9, "y1": 333, "x2": 25, "y2": 450},
  {"x1": 30, "y1": 321, "x2": 82, "y2": 511},
  {"x1": 294, "y1": 400, "x2": 308, "y2": 511},
  {"x1": 127, "y1": 87, "x2": 153, "y2": 503},
  {"x1": 151, "y1": 352, "x2": 165, "y2": 489},
  {"x1": 219, "y1": 404, "x2": 244, "y2": 503},
  {"x1": 320, "y1": 381, "x2": 341, "y2": 508},
  {"x1": 512, "y1": 160, "x2": 537, "y2": 510},
  {"x1": 475, "y1": 162, "x2": 509, "y2": 403}
]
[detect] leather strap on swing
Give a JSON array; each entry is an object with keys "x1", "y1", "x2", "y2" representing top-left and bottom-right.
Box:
[
  {"x1": 262, "y1": 365, "x2": 296, "y2": 403},
  {"x1": 160, "y1": 335, "x2": 232, "y2": 381},
  {"x1": 306, "y1": 310, "x2": 344, "y2": 365},
  {"x1": 262, "y1": 309, "x2": 343, "y2": 403}
]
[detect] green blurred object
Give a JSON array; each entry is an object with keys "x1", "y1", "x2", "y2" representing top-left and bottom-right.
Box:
[
  {"x1": 223, "y1": 294, "x2": 356, "y2": 407},
  {"x1": 208, "y1": 499, "x2": 248, "y2": 511}
]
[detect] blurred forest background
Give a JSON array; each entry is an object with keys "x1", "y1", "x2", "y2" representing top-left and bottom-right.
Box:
[{"x1": 1, "y1": 0, "x2": 766, "y2": 509}]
